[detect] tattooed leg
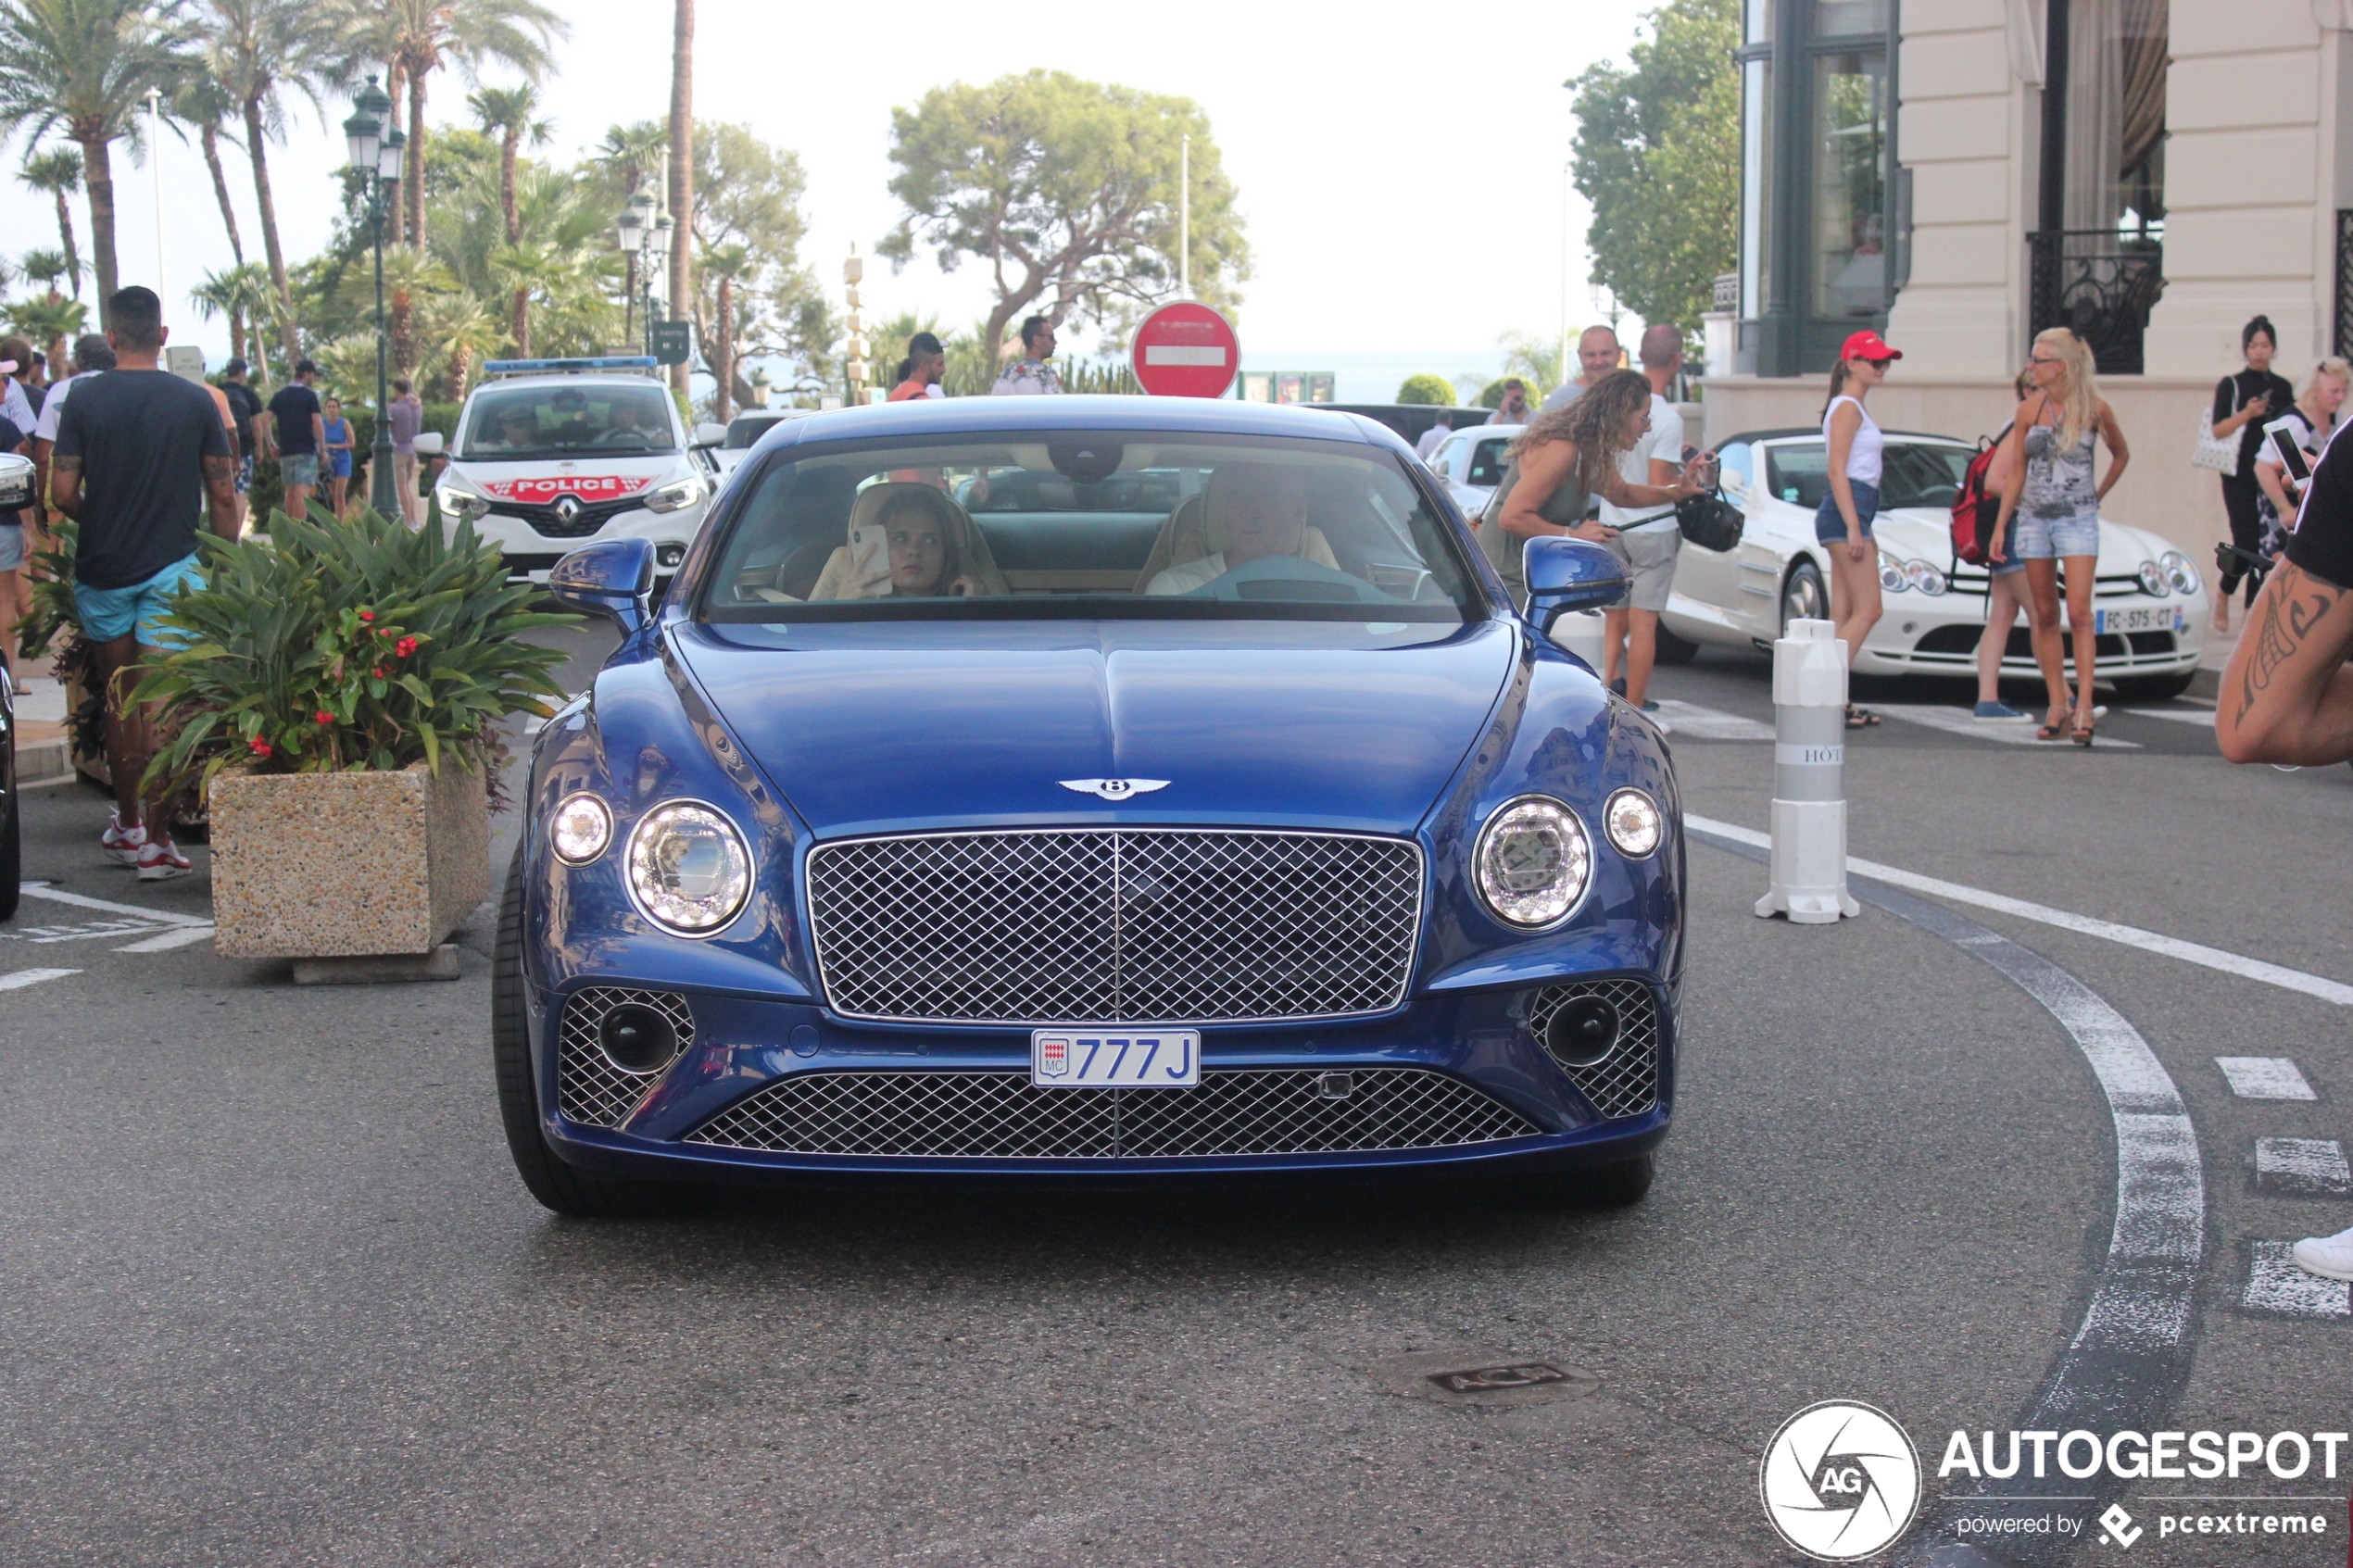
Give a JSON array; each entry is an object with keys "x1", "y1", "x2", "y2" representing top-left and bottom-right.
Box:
[{"x1": 2220, "y1": 561, "x2": 2353, "y2": 764}]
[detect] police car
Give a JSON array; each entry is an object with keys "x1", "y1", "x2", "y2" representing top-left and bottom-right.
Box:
[{"x1": 433, "y1": 357, "x2": 723, "y2": 588}]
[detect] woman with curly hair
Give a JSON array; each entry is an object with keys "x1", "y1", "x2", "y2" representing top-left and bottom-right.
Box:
[{"x1": 1480, "y1": 369, "x2": 1705, "y2": 638}]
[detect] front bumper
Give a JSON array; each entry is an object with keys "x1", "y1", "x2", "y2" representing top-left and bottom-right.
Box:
[
  {"x1": 529, "y1": 980, "x2": 1677, "y2": 1184},
  {"x1": 467, "y1": 505, "x2": 704, "y2": 583},
  {"x1": 1856, "y1": 594, "x2": 2204, "y2": 678}
]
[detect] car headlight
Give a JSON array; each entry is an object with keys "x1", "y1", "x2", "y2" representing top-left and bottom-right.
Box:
[
  {"x1": 2161, "y1": 550, "x2": 2199, "y2": 596},
  {"x1": 1473, "y1": 796, "x2": 1592, "y2": 929},
  {"x1": 1603, "y1": 788, "x2": 1663, "y2": 858},
  {"x1": 1878, "y1": 551, "x2": 1906, "y2": 593},
  {"x1": 644, "y1": 476, "x2": 706, "y2": 514},
  {"x1": 625, "y1": 801, "x2": 751, "y2": 935},
  {"x1": 2137, "y1": 560, "x2": 2170, "y2": 597},
  {"x1": 548, "y1": 792, "x2": 613, "y2": 864},
  {"x1": 436, "y1": 483, "x2": 491, "y2": 521},
  {"x1": 1903, "y1": 559, "x2": 1948, "y2": 596}
]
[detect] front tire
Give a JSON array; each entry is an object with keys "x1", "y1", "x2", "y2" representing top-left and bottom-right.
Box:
[
  {"x1": 492, "y1": 845, "x2": 695, "y2": 1218},
  {"x1": 1780, "y1": 560, "x2": 1828, "y2": 634},
  {"x1": 1652, "y1": 622, "x2": 1700, "y2": 666}
]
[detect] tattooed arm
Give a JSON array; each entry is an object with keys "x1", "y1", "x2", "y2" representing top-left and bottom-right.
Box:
[
  {"x1": 2216, "y1": 560, "x2": 2353, "y2": 764},
  {"x1": 203, "y1": 454, "x2": 238, "y2": 541},
  {"x1": 48, "y1": 453, "x2": 82, "y2": 519}
]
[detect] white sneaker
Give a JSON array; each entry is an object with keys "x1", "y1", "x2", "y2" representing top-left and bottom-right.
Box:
[
  {"x1": 2292, "y1": 1224, "x2": 2353, "y2": 1281},
  {"x1": 135, "y1": 837, "x2": 193, "y2": 882},
  {"x1": 101, "y1": 810, "x2": 147, "y2": 866}
]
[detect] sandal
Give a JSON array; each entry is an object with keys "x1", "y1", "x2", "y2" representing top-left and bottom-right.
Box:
[
  {"x1": 2035, "y1": 706, "x2": 2072, "y2": 741},
  {"x1": 1843, "y1": 705, "x2": 1881, "y2": 729},
  {"x1": 2071, "y1": 720, "x2": 2096, "y2": 746}
]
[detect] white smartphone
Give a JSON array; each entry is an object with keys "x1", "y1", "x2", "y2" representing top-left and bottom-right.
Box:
[{"x1": 2264, "y1": 417, "x2": 2313, "y2": 490}]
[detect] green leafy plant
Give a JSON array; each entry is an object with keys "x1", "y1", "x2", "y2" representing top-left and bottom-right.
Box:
[
  {"x1": 132, "y1": 506, "x2": 577, "y2": 796},
  {"x1": 1395, "y1": 373, "x2": 1457, "y2": 406}
]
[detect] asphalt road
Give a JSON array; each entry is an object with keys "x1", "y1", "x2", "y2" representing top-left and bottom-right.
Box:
[{"x1": 3, "y1": 632, "x2": 2347, "y2": 1566}]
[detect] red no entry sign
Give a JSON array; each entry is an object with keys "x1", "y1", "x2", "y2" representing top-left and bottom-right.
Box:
[{"x1": 1129, "y1": 301, "x2": 1239, "y2": 398}]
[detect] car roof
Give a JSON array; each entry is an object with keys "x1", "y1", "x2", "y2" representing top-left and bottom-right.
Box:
[
  {"x1": 753, "y1": 394, "x2": 1400, "y2": 458},
  {"x1": 1723, "y1": 427, "x2": 1972, "y2": 447}
]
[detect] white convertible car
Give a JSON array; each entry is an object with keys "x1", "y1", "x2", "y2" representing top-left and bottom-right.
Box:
[{"x1": 1428, "y1": 422, "x2": 2208, "y2": 702}]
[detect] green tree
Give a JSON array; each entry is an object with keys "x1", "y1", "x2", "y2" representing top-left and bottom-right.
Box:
[
  {"x1": 3, "y1": 279, "x2": 84, "y2": 372},
  {"x1": 470, "y1": 82, "x2": 548, "y2": 354},
  {"x1": 18, "y1": 144, "x2": 82, "y2": 296},
  {"x1": 170, "y1": 75, "x2": 246, "y2": 268},
  {"x1": 686, "y1": 120, "x2": 831, "y2": 405},
  {"x1": 190, "y1": 259, "x2": 279, "y2": 379},
  {"x1": 1569, "y1": 0, "x2": 1739, "y2": 341},
  {"x1": 1496, "y1": 329, "x2": 1563, "y2": 393},
  {"x1": 1395, "y1": 372, "x2": 1455, "y2": 406},
  {"x1": 0, "y1": 0, "x2": 184, "y2": 312},
  {"x1": 881, "y1": 69, "x2": 1249, "y2": 369}
]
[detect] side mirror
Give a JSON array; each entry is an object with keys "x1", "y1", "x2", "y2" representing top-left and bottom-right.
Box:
[
  {"x1": 0, "y1": 452, "x2": 34, "y2": 511},
  {"x1": 692, "y1": 421, "x2": 728, "y2": 448},
  {"x1": 548, "y1": 537, "x2": 654, "y2": 635},
  {"x1": 412, "y1": 432, "x2": 445, "y2": 457},
  {"x1": 1522, "y1": 537, "x2": 1629, "y2": 635}
]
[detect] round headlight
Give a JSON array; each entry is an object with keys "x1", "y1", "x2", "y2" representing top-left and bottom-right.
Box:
[
  {"x1": 2137, "y1": 560, "x2": 2170, "y2": 597},
  {"x1": 1903, "y1": 559, "x2": 1948, "y2": 596},
  {"x1": 1604, "y1": 788, "x2": 1664, "y2": 858},
  {"x1": 549, "y1": 792, "x2": 613, "y2": 864},
  {"x1": 2162, "y1": 550, "x2": 2199, "y2": 596},
  {"x1": 1877, "y1": 552, "x2": 1906, "y2": 593},
  {"x1": 1474, "y1": 796, "x2": 1592, "y2": 929},
  {"x1": 625, "y1": 801, "x2": 752, "y2": 935}
]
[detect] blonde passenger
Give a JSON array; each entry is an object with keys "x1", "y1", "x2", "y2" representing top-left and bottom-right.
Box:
[{"x1": 2253, "y1": 356, "x2": 2349, "y2": 550}]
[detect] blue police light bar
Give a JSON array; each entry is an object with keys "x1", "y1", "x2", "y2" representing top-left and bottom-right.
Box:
[{"x1": 481, "y1": 356, "x2": 661, "y2": 378}]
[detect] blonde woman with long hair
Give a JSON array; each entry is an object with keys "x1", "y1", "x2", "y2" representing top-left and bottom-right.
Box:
[
  {"x1": 1987, "y1": 327, "x2": 2132, "y2": 744},
  {"x1": 2253, "y1": 355, "x2": 2349, "y2": 552}
]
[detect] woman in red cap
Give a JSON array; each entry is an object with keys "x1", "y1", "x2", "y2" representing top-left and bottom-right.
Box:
[{"x1": 1818, "y1": 330, "x2": 1900, "y2": 727}]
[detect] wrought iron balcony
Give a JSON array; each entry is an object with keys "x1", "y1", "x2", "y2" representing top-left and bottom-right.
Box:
[{"x1": 2027, "y1": 231, "x2": 2165, "y2": 375}]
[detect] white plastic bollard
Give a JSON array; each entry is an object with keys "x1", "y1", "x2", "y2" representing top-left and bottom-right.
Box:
[{"x1": 1754, "y1": 618, "x2": 1859, "y2": 924}]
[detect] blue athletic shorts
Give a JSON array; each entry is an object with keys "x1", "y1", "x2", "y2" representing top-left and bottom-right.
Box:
[
  {"x1": 73, "y1": 554, "x2": 203, "y2": 647},
  {"x1": 1814, "y1": 480, "x2": 1880, "y2": 545}
]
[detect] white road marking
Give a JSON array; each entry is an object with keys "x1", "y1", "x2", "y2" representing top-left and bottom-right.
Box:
[
  {"x1": 15, "y1": 882, "x2": 213, "y2": 926},
  {"x1": 1684, "y1": 815, "x2": 2353, "y2": 1007},
  {"x1": 1872, "y1": 702, "x2": 2140, "y2": 748},
  {"x1": 1649, "y1": 698, "x2": 1775, "y2": 741},
  {"x1": 0, "y1": 967, "x2": 80, "y2": 991},
  {"x1": 2215, "y1": 1056, "x2": 2317, "y2": 1100},
  {"x1": 2246, "y1": 1242, "x2": 2352, "y2": 1319},
  {"x1": 2123, "y1": 708, "x2": 2220, "y2": 728},
  {"x1": 2255, "y1": 1138, "x2": 2351, "y2": 1197},
  {"x1": 112, "y1": 925, "x2": 216, "y2": 952},
  {"x1": 0, "y1": 918, "x2": 171, "y2": 945}
]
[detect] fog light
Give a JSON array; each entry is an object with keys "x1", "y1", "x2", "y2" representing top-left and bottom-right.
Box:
[
  {"x1": 549, "y1": 793, "x2": 612, "y2": 864},
  {"x1": 1544, "y1": 995, "x2": 1620, "y2": 1067},
  {"x1": 598, "y1": 1002, "x2": 679, "y2": 1073},
  {"x1": 657, "y1": 542, "x2": 686, "y2": 568}
]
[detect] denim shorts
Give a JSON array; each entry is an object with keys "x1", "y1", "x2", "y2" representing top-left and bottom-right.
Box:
[
  {"x1": 0, "y1": 521, "x2": 22, "y2": 571},
  {"x1": 281, "y1": 452, "x2": 319, "y2": 487},
  {"x1": 2010, "y1": 508, "x2": 2100, "y2": 560},
  {"x1": 1814, "y1": 480, "x2": 1880, "y2": 544},
  {"x1": 73, "y1": 553, "x2": 203, "y2": 647}
]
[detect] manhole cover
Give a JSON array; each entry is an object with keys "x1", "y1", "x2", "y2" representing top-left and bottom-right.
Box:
[{"x1": 1368, "y1": 1348, "x2": 1601, "y2": 1407}]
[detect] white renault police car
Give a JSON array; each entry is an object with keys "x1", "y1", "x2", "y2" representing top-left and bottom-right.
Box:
[{"x1": 433, "y1": 357, "x2": 720, "y2": 589}]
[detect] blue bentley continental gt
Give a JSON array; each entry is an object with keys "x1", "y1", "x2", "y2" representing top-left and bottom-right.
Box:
[{"x1": 496, "y1": 396, "x2": 1685, "y2": 1214}]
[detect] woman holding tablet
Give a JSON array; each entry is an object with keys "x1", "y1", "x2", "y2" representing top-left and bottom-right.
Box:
[{"x1": 2254, "y1": 356, "x2": 2348, "y2": 552}]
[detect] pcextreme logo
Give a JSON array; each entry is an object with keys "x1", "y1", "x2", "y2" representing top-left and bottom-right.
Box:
[{"x1": 1760, "y1": 1400, "x2": 1923, "y2": 1562}]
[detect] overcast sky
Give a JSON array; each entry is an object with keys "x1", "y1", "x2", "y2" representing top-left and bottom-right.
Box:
[{"x1": 0, "y1": 0, "x2": 1655, "y2": 399}]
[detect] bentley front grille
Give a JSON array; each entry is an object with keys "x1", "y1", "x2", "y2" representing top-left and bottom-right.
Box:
[
  {"x1": 1526, "y1": 978, "x2": 1661, "y2": 1121},
  {"x1": 685, "y1": 1066, "x2": 1539, "y2": 1159},
  {"x1": 557, "y1": 986, "x2": 695, "y2": 1129},
  {"x1": 805, "y1": 829, "x2": 1423, "y2": 1024}
]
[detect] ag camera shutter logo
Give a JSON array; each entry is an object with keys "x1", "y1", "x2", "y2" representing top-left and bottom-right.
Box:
[{"x1": 1760, "y1": 1400, "x2": 1922, "y2": 1561}]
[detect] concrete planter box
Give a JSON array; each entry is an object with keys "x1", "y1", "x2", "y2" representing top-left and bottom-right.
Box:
[{"x1": 208, "y1": 761, "x2": 489, "y2": 959}]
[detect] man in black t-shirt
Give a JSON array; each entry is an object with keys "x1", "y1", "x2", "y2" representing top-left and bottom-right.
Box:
[
  {"x1": 261, "y1": 358, "x2": 325, "y2": 521},
  {"x1": 220, "y1": 358, "x2": 265, "y2": 526},
  {"x1": 2218, "y1": 413, "x2": 2353, "y2": 767},
  {"x1": 51, "y1": 286, "x2": 237, "y2": 880}
]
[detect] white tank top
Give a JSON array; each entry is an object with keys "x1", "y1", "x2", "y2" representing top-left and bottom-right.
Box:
[{"x1": 1823, "y1": 395, "x2": 1883, "y2": 487}]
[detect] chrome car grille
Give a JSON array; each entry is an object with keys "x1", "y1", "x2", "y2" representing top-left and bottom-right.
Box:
[
  {"x1": 805, "y1": 829, "x2": 1424, "y2": 1024},
  {"x1": 557, "y1": 986, "x2": 695, "y2": 1129},
  {"x1": 1526, "y1": 978, "x2": 1661, "y2": 1120},
  {"x1": 685, "y1": 1067, "x2": 1539, "y2": 1159}
]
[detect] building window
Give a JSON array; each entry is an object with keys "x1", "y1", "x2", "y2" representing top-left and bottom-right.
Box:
[
  {"x1": 1742, "y1": 55, "x2": 1773, "y2": 319},
  {"x1": 1810, "y1": 49, "x2": 1888, "y2": 319}
]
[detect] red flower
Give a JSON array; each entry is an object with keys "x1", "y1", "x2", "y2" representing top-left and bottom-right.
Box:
[
  {"x1": 395, "y1": 636, "x2": 419, "y2": 659},
  {"x1": 372, "y1": 666, "x2": 386, "y2": 678},
  {"x1": 359, "y1": 609, "x2": 375, "y2": 622},
  {"x1": 315, "y1": 709, "x2": 334, "y2": 725},
  {"x1": 380, "y1": 627, "x2": 394, "y2": 639},
  {"x1": 248, "y1": 737, "x2": 273, "y2": 757}
]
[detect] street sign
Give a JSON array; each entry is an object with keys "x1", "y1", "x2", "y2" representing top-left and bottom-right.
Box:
[
  {"x1": 648, "y1": 320, "x2": 692, "y2": 367},
  {"x1": 1129, "y1": 301, "x2": 1239, "y2": 398}
]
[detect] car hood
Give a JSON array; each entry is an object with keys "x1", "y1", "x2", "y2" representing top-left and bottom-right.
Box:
[
  {"x1": 664, "y1": 619, "x2": 1519, "y2": 838},
  {"x1": 1872, "y1": 506, "x2": 2169, "y2": 577}
]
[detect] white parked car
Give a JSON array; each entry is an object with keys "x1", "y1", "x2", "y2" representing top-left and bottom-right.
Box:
[
  {"x1": 706, "y1": 408, "x2": 817, "y2": 489},
  {"x1": 1427, "y1": 423, "x2": 1514, "y2": 520},
  {"x1": 434, "y1": 357, "x2": 719, "y2": 589},
  {"x1": 1673, "y1": 429, "x2": 2206, "y2": 701}
]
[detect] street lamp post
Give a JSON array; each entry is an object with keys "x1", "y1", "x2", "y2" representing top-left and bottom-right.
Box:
[
  {"x1": 616, "y1": 190, "x2": 656, "y2": 347},
  {"x1": 343, "y1": 77, "x2": 405, "y2": 520}
]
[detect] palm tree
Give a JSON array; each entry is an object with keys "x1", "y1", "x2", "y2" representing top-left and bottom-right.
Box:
[
  {"x1": 379, "y1": 243, "x2": 454, "y2": 381},
  {"x1": 665, "y1": 0, "x2": 691, "y2": 395},
  {"x1": 19, "y1": 144, "x2": 82, "y2": 297},
  {"x1": 414, "y1": 290, "x2": 498, "y2": 403},
  {"x1": 470, "y1": 82, "x2": 547, "y2": 356},
  {"x1": 595, "y1": 119, "x2": 663, "y2": 338},
  {"x1": 193, "y1": 0, "x2": 338, "y2": 368},
  {"x1": 701, "y1": 241, "x2": 746, "y2": 422},
  {"x1": 3, "y1": 289, "x2": 86, "y2": 374},
  {"x1": 0, "y1": 0, "x2": 183, "y2": 314},
  {"x1": 340, "y1": 0, "x2": 565, "y2": 250},
  {"x1": 170, "y1": 74, "x2": 245, "y2": 267},
  {"x1": 190, "y1": 261, "x2": 277, "y2": 380}
]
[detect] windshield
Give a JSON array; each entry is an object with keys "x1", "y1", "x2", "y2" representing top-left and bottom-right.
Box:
[
  {"x1": 1765, "y1": 440, "x2": 1969, "y2": 510},
  {"x1": 700, "y1": 431, "x2": 1481, "y2": 623},
  {"x1": 460, "y1": 383, "x2": 676, "y2": 459}
]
